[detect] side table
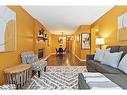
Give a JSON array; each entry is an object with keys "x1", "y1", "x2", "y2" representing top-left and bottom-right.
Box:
[{"x1": 4, "y1": 64, "x2": 32, "y2": 89}]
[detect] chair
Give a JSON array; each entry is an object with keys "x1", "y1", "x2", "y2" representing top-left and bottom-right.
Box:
[
  {"x1": 56, "y1": 48, "x2": 59, "y2": 54},
  {"x1": 59, "y1": 48, "x2": 64, "y2": 54},
  {"x1": 63, "y1": 48, "x2": 66, "y2": 54},
  {"x1": 21, "y1": 51, "x2": 47, "y2": 78}
]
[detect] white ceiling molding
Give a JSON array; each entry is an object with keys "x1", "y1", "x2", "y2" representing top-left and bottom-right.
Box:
[{"x1": 22, "y1": 6, "x2": 113, "y2": 35}]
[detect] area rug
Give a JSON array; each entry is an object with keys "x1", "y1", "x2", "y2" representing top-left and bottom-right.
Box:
[{"x1": 27, "y1": 66, "x2": 87, "y2": 90}]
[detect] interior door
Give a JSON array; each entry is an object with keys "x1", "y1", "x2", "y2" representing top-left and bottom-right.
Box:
[{"x1": 66, "y1": 36, "x2": 72, "y2": 53}]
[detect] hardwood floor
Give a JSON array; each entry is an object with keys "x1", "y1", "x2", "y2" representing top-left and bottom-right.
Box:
[{"x1": 47, "y1": 53, "x2": 86, "y2": 66}]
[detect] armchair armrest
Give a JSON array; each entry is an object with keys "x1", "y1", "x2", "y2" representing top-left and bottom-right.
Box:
[
  {"x1": 86, "y1": 54, "x2": 95, "y2": 61},
  {"x1": 40, "y1": 58, "x2": 46, "y2": 62}
]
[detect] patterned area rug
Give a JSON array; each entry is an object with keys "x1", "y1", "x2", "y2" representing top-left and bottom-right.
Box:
[{"x1": 27, "y1": 66, "x2": 87, "y2": 90}]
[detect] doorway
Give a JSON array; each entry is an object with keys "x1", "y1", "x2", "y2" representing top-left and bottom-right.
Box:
[{"x1": 66, "y1": 36, "x2": 72, "y2": 53}]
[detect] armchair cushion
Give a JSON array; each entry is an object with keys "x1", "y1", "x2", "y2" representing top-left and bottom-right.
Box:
[
  {"x1": 21, "y1": 51, "x2": 35, "y2": 64},
  {"x1": 27, "y1": 55, "x2": 39, "y2": 64},
  {"x1": 32, "y1": 60, "x2": 47, "y2": 71},
  {"x1": 40, "y1": 58, "x2": 46, "y2": 62},
  {"x1": 32, "y1": 61, "x2": 43, "y2": 71}
]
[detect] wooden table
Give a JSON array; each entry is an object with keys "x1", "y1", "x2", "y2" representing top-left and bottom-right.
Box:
[{"x1": 4, "y1": 64, "x2": 32, "y2": 89}]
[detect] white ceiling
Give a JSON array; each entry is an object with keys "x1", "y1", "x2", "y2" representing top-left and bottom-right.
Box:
[{"x1": 22, "y1": 6, "x2": 113, "y2": 35}]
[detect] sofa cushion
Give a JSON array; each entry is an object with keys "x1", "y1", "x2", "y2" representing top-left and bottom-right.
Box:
[
  {"x1": 94, "y1": 48, "x2": 110, "y2": 62},
  {"x1": 107, "y1": 46, "x2": 120, "y2": 53},
  {"x1": 86, "y1": 54, "x2": 95, "y2": 61},
  {"x1": 119, "y1": 46, "x2": 127, "y2": 59},
  {"x1": 104, "y1": 74, "x2": 127, "y2": 89},
  {"x1": 78, "y1": 73, "x2": 127, "y2": 89},
  {"x1": 78, "y1": 73, "x2": 89, "y2": 89},
  {"x1": 101, "y1": 51, "x2": 123, "y2": 68},
  {"x1": 95, "y1": 63, "x2": 123, "y2": 74},
  {"x1": 87, "y1": 60, "x2": 100, "y2": 72},
  {"x1": 118, "y1": 54, "x2": 127, "y2": 74}
]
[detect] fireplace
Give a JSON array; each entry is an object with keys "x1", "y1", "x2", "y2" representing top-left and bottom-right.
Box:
[{"x1": 38, "y1": 48, "x2": 44, "y2": 59}]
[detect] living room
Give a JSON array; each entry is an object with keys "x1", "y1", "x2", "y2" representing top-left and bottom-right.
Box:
[{"x1": 1, "y1": 0, "x2": 127, "y2": 94}]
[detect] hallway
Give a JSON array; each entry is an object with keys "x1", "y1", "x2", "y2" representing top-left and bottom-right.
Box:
[{"x1": 47, "y1": 53, "x2": 86, "y2": 66}]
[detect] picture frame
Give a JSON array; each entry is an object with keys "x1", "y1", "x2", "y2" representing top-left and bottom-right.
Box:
[
  {"x1": 118, "y1": 12, "x2": 127, "y2": 41},
  {"x1": 81, "y1": 33, "x2": 91, "y2": 50},
  {"x1": 58, "y1": 37, "x2": 63, "y2": 43},
  {"x1": 0, "y1": 6, "x2": 16, "y2": 52}
]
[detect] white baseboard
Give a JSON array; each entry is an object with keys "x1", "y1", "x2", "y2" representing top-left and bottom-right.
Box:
[
  {"x1": 44, "y1": 53, "x2": 56, "y2": 60},
  {"x1": 73, "y1": 53, "x2": 86, "y2": 62}
]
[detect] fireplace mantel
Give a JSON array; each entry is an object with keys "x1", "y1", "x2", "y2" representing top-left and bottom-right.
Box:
[{"x1": 38, "y1": 48, "x2": 44, "y2": 59}]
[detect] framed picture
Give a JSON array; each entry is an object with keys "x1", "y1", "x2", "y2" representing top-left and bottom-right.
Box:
[
  {"x1": 118, "y1": 12, "x2": 127, "y2": 41},
  {"x1": 58, "y1": 37, "x2": 63, "y2": 43},
  {"x1": 76, "y1": 34, "x2": 80, "y2": 43},
  {"x1": 0, "y1": 6, "x2": 16, "y2": 52},
  {"x1": 81, "y1": 33, "x2": 91, "y2": 49}
]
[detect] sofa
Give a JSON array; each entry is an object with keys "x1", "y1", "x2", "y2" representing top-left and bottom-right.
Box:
[
  {"x1": 86, "y1": 46, "x2": 127, "y2": 74},
  {"x1": 78, "y1": 73, "x2": 127, "y2": 89},
  {"x1": 78, "y1": 46, "x2": 127, "y2": 89}
]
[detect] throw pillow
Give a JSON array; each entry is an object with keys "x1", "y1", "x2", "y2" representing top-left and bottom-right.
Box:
[
  {"x1": 101, "y1": 51, "x2": 123, "y2": 68},
  {"x1": 118, "y1": 54, "x2": 127, "y2": 74},
  {"x1": 94, "y1": 48, "x2": 111, "y2": 62}
]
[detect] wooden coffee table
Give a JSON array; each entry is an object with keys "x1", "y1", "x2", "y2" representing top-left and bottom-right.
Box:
[{"x1": 4, "y1": 64, "x2": 32, "y2": 89}]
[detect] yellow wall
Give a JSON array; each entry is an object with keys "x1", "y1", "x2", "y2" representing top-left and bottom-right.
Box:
[
  {"x1": 5, "y1": 20, "x2": 15, "y2": 51},
  {"x1": 92, "y1": 6, "x2": 127, "y2": 49},
  {"x1": 72, "y1": 25, "x2": 91, "y2": 60},
  {"x1": 2, "y1": 5, "x2": 127, "y2": 85},
  {"x1": 34, "y1": 20, "x2": 52, "y2": 57},
  {"x1": 0, "y1": 6, "x2": 52, "y2": 85},
  {"x1": 0, "y1": 6, "x2": 35, "y2": 84},
  {"x1": 72, "y1": 6, "x2": 127, "y2": 60},
  {"x1": 51, "y1": 34, "x2": 66, "y2": 53}
]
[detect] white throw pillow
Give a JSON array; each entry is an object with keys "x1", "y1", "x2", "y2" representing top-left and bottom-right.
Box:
[
  {"x1": 94, "y1": 48, "x2": 111, "y2": 62},
  {"x1": 118, "y1": 54, "x2": 127, "y2": 74},
  {"x1": 101, "y1": 51, "x2": 123, "y2": 68}
]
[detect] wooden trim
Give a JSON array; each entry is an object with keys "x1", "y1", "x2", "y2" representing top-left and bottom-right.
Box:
[
  {"x1": 73, "y1": 52, "x2": 86, "y2": 62},
  {"x1": 44, "y1": 53, "x2": 56, "y2": 60}
]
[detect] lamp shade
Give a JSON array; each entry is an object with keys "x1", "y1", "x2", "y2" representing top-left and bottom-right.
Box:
[{"x1": 96, "y1": 38, "x2": 105, "y2": 45}]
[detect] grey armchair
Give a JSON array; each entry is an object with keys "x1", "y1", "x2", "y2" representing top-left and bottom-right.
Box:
[{"x1": 21, "y1": 51, "x2": 47, "y2": 77}]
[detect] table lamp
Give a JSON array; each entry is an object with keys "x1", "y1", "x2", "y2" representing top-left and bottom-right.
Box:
[{"x1": 96, "y1": 38, "x2": 105, "y2": 49}]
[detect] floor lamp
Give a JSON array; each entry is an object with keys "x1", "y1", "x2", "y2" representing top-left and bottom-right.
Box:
[{"x1": 96, "y1": 38, "x2": 105, "y2": 49}]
